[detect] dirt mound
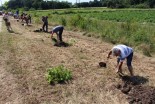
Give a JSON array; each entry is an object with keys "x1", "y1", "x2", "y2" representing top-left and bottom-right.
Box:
[
  {"x1": 115, "y1": 75, "x2": 155, "y2": 104},
  {"x1": 128, "y1": 85, "x2": 155, "y2": 104}
]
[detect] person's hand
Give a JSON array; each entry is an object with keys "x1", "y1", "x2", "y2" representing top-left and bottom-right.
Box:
[
  {"x1": 50, "y1": 31, "x2": 54, "y2": 38},
  {"x1": 107, "y1": 56, "x2": 110, "y2": 59},
  {"x1": 115, "y1": 68, "x2": 119, "y2": 73}
]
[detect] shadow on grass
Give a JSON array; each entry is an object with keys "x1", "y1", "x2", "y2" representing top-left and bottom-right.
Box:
[
  {"x1": 8, "y1": 30, "x2": 14, "y2": 33},
  {"x1": 119, "y1": 75, "x2": 149, "y2": 85},
  {"x1": 8, "y1": 30, "x2": 22, "y2": 35}
]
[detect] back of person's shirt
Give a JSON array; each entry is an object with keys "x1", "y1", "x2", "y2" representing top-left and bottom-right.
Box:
[
  {"x1": 52, "y1": 26, "x2": 63, "y2": 33},
  {"x1": 113, "y1": 44, "x2": 133, "y2": 61},
  {"x1": 44, "y1": 17, "x2": 48, "y2": 23},
  {"x1": 42, "y1": 16, "x2": 48, "y2": 23}
]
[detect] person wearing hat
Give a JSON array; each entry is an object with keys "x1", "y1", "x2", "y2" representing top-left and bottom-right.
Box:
[{"x1": 107, "y1": 44, "x2": 134, "y2": 76}]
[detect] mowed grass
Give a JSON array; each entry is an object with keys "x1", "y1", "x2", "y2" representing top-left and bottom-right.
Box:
[
  {"x1": 0, "y1": 19, "x2": 127, "y2": 104},
  {"x1": 1, "y1": 9, "x2": 155, "y2": 104},
  {"x1": 28, "y1": 8, "x2": 155, "y2": 56}
]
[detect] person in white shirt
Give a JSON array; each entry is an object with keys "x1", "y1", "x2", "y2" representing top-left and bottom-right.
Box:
[{"x1": 107, "y1": 44, "x2": 134, "y2": 76}]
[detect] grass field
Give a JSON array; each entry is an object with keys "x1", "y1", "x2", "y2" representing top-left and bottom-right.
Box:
[
  {"x1": 1, "y1": 8, "x2": 155, "y2": 104},
  {"x1": 27, "y1": 8, "x2": 155, "y2": 56}
]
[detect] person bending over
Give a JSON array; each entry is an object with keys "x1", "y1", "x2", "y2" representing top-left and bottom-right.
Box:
[
  {"x1": 107, "y1": 44, "x2": 134, "y2": 76},
  {"x1": 50, "y1": 25, "x2": 64, "y2": 44}
]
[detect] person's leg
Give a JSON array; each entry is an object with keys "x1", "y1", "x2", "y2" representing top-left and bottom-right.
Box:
[
  {"x1": 26, "y1": 18, "x2": 28, "y2": 25},
  {"x1": 56, "y1": 33, "x2": 60, "y2": 42},
  {"x1": 5, "y1": 22, "x2": 9, "y2": 31},
  {"x1": 8, "y1": 22, "x2": 12, "y2": 31},
  {"x1": 55, "y1": 33, "x2": 61, "y2": 46},
  {"x1": 128, "y1": 66, "x2": 133, "y2": 76},
  {"x1": 58, "y1": 27, "x2": 64, "y2": 42},
  {"x1": 29, "y1": 18, "x2": 31, "y2": 24},
  {"x1": 42, "y1": 23, "x2": 45, "y2": 31},
  {"x1": 127, "y1": 52, "x2": 134, "y2": 76},
  {"x1": 45, "y1": 23, "x2": 48, "y2": 32}
]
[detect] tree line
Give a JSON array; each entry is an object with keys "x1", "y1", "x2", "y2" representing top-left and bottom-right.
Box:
[{"x1": 0, "y1": 0, "x2": 155, "y2": 10}]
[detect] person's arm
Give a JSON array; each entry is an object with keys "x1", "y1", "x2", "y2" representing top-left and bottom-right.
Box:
[
  {"x1": 107, "y1": 50, "x2": 112, "y2": 59},
  {"x1": 116, "y1": 61, "x2": 123, "y2": 73},
  {"x1": 51, "y1": 31, "x2": 54, "y2": 39}
]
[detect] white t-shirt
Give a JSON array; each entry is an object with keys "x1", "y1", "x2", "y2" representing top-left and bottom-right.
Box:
[{"x1": 112, "y1": 44, "x2": 133, "y2": 61}]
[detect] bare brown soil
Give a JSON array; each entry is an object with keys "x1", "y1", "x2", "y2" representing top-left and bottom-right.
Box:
[
  {"x1": 0, "y1": 17, "x2": 155, "y2": 104},
  {"x1": 115, "y1": 75, "x2": 155, "y2": 104}
]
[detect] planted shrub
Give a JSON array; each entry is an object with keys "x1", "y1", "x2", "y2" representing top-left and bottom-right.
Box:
[{"x1": 46, "y1": 65, "x2": 72, "y2": 84}]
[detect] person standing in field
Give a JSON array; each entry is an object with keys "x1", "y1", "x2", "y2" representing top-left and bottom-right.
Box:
[
  {"x1": 50, "y1": 25, "x2": 64, "y2": 44},
  {"x1": 42, "y1": 16, "x2": 48, "y2": 32},
  {"x1": 3, "y1": 12, "x2": 13, "y2": 32},
  {"x1": 25, "y1": 14, "x2": 31, "y2": 25},
  {"x1": 107, "y1": 44, "x2": 134, "y2": 76}
]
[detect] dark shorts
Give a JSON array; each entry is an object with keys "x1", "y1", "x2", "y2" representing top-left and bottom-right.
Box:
[{"x1": 117, "y1": 52, "x2": 133, "y2": 67}]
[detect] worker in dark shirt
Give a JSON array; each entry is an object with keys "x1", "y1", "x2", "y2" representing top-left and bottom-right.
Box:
[
  {"x1": 50, "y1": 25, "x2": 64, "y2": 44},
  {"x1": 42, "y1": 16, "x2": 48, "y2": 32}
]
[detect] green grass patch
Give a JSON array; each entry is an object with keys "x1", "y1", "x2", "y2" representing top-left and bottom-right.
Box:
[
  {"x1": 46, "y1": 65, "x2": 72, "y2": 84},
  {"x1": 28, "y1": 8, "x2": 155, "y2": 55}
]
